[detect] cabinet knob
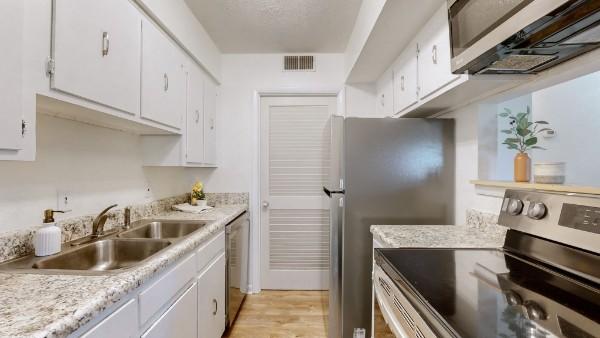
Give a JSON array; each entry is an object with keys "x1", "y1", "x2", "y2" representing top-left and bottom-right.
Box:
[
  {"x1": 212, "y1": 299, "x2": 218, "y2": 315},
  {"x1": 432, "y1": 45, "x2": 438, "y2": 65},
  {"x1": 195, "y1": 110, "x2": 200, "y2": 123},
  {"x1": 400, "y1": 75, "x2": 405, "y2": 91},
  {"x1": 164, "y1": 73, "x2": 169, "y2": 92}
]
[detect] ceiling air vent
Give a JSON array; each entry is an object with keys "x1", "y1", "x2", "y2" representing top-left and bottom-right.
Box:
[{"x1": 283, "y1": 55, "x2": 315, "y2": 72}]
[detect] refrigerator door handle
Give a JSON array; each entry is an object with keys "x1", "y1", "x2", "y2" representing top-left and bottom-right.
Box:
[{"x1": 323, "y1": 186, "x2": 345, "y2": 198}]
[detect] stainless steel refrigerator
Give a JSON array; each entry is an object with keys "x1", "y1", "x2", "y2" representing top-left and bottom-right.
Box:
[{"x1": 324, "y1": 116, "x2": 455, "y2": 338}]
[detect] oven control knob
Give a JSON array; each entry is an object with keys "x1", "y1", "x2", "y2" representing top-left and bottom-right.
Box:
[
  {"x1": 503, "y1": 290, "x2": 523, "y2": 306},
  {"x1": 524, "y1": 301, "x2": 547, "y2": 320},
  {"x1": 528, "y1": 203, "x2": 547, "y2": 220},
  {"x1": 507, "y1": 199, "x2": 524, "y2": 216}
]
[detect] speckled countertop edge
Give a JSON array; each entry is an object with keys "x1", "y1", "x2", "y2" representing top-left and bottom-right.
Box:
[
  {"x1": 371, "y1": 209, "x2": 507, "y2": 249},
  {"x1": 0, "y1": 205, "x2": 247, "y2": 338}
]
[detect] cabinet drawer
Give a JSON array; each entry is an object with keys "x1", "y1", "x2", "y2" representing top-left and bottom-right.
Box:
[
  {"x1": 138, "y1": 253, "x2": 196, "y2": 325},
  {"x1": 81, "y1": 299, "x2": 137, "y2": 338},
  {"x1": 196, "y1": 230, "x2": 225, "y2": 272},
  {"x1": 141, "y1": 282, "x2": 198, "y2": 338}
]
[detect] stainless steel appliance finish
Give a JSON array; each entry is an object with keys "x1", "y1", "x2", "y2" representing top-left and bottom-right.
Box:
[
  {"x1": 449, "y1": 0, "x2": 600, "y2": 74},
  {"x1": 325, "y1": 117, "x2": 455, "y2": 338},
  {"x1": 374, "y1": 189, "x2": 600, "y2": 338},
  {"x1": 225, "y1": 211, "x2": 250, "y2": 328}
]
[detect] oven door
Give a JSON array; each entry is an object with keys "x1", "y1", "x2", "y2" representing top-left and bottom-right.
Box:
[{"x1": 449, "y1": 0, "x2": 570, "y2": 73}]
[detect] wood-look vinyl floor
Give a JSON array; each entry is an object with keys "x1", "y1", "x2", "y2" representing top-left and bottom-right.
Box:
[{"x1": 224, "y1": 290, "x2": 329, "y2": 338}]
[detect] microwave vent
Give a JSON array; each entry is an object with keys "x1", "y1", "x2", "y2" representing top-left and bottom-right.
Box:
[
  {"x1": 283, "y1": 55, "x2": 315, "y2": 71},
  {"x1": 480, "y1": 54, "x2": 558, "y2": 73}
]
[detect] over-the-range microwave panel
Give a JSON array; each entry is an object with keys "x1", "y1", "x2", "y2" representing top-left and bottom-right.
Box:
[{"x1": 449, "y1": 0, "x2": 600, "y2": 75}]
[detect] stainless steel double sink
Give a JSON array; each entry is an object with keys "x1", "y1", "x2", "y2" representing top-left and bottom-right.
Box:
[{"x1": 0, "y1": 220, "x2": 210, "y2": 275}]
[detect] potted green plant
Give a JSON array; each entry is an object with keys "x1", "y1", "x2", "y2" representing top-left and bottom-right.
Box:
[{"x1": 499, "y1": 107, "x2": 553, "y2": 182}]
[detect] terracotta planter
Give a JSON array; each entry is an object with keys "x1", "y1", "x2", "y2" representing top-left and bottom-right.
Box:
[{"x1": 514, "y1": 152, "x2": 531, "y2": 182}]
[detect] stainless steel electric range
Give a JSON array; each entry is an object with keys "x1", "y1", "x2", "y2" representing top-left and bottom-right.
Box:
[{"x1": 373, "y1": 189, "x2": 600, "y2": 338}]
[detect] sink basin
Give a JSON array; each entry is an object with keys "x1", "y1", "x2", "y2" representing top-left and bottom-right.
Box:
[
  {"x1": 118, "y1": 221, "x2": 205, "y2": 240},
  {"x1": 32, "y1": 239, "x2": 171, "y2": 271}
]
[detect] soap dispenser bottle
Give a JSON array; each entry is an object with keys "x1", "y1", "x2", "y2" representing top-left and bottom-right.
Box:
[{"x1": 34, "y1": 209, "x2": 67, "y2": 257}]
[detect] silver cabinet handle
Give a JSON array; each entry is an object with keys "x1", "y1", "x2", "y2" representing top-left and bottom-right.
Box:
[
  {"x1": 400, "y1": 75, "x2": 405, "y2": 91},
  {"x1": 164, "y1": 73, "x2": 169, "y2": 92},
  {"x1": 432, "y1": 45, "x2": 438, "y2": 65},
  {"x1": 210, "y1": 118, "x2": 215, "y2": 130},
  {"x1": 102, "y1": 32, "x2": 110, "y2": 57},
  {"x1": 212, "y1": 299, "x2": 218, "y2": 315},
  {"x1": 262, "y1": 201, "x2": 270, "y2": 208},
  {"x1": 195, "y1": 109, "x2": 200, "y2": 123}
]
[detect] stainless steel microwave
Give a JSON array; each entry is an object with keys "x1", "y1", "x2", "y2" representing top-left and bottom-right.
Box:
[{"x1": 449, "y1": 0, "x2": 600, "y2": 74}]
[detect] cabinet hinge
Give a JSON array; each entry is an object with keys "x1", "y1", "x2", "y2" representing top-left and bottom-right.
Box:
[{"x1": 46, "y1": 57, "x2": 55, "y2": 77}]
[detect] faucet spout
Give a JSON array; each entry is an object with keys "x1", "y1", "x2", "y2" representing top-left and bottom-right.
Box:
[{"x1": 92, "y1": 204, "x2": 118, "y2": 238}]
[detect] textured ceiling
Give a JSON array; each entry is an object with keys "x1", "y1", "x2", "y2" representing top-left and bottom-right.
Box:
[{"x1": 185, "y1": 0, "x2": 363, "y2": 53}]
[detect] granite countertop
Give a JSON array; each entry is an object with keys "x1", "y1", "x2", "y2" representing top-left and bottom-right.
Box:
[
  {"x1": 371, "y1": 210, "x2": 507, "y2": 249},
  {"x1": 0, "y1": 205, "x2": 247, "y2": 338}
]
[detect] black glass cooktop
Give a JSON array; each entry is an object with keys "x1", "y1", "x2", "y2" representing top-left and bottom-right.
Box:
[{"x1": 375, "y1": 248, "x2": 600, "y2": 338}]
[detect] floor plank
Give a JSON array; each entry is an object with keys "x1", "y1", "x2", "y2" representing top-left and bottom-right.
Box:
[{"x1": 224, "y1": 290, "x2": 328, "y2": 338}]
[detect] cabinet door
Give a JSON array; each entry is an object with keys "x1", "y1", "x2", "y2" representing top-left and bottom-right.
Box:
[
  {"x1": 186, "y1": 64, "x2": 205, "y2": 164},
  {"x1": 203, "y1": 80, "x2": 218, "y2": 165},
  {"x1": 141, "y1": 19, "x2": 186, "y2": 129},
  {"x1": 376, "y1": 69, "x2": 394, "y2": 117},
  {"x1": 393, "y1": 43, "x2": 418, "y2": 114},
  {"x1": 417, "y1": 5, "x2": 459, "y2": 100},
  {"x1": 0, "y1": 0, "x2": 24, "y2": 151},
  {"x1": 52, "y1": 0, "x2": 141, "y2": 115},
  {"x1": 142, "y1": 283, "x2": 198, "y2": 338},
  {"x1": 81, "y1": 299, "x2": 137, "y2": 338},
  {"x1": 197, "y1": 253, "x2": 226, "y2": 338}
]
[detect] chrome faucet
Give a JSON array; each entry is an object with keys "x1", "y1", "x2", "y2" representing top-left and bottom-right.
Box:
[{"x1": 91, "y1": 204, "x2": 118, "y2": 238}]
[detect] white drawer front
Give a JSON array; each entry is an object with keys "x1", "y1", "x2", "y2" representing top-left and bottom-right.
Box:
[
  {"x1": 196, "y1": 231, "x2": 225, "y2": 272},
  {"x1": 81, "y1": 299, "x2": 137, "y2": 338},
  {"x1": 138, "y1": 253, "x2": 196, "y2": 326}
]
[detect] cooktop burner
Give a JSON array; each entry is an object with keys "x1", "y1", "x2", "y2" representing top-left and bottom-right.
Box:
[{"x1": 376, "y1": 247, "x2": 600, "y2": 338}]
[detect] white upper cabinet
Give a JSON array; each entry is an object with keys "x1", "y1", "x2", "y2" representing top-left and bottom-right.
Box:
[
  {"x1": 186, "y1": 64, "x2": 205, "y2": 164},
  {"x1": 203, "y1": 79, "x2": 218, "y2": 166},
  {"x1": 417, "y1": 5, "x2": 460, "y2": 100},
  {"x1": 141, "y1": 18, "x2": 186, "y2": 129},
  {"x1": 52, "y1": 0, "x2": 141, "y2": 115},
  {"x1": 375, "y1": 69, "x2": 394, "y2": 117},
  {"x1": 0, "y1": 0, "x2": 24, "y2": 152},
  {"x1": 393, "y1": 42, "x2": 419, "y2": 114}
]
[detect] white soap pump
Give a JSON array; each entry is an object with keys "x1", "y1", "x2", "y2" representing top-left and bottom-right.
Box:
[{"x1": 34, "y1": 209, "x2": 67, "y2": 257}]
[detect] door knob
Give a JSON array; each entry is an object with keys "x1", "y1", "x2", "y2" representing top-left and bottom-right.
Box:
[{"x1": 262, "y1": 201, "x2": 270, "y2": 208}]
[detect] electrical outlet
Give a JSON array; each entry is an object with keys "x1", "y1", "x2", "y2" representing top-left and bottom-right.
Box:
[
  {"x1": 57, "y1": 190, "x2": 72, "y2": 211},
  {"x1": 144, "y1": 187, "x2": 153, "y2": 199}
]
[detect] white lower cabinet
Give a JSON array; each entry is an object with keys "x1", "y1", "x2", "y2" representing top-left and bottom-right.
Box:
[
  {"x1": 142, "y1": 283, "x2": 198, "y2": 338},
  {"x1": 81, "y1": 299, "x2": 138, "y2": 338},
  {"x1": 73, "y1": 230, "x2": 226, "y2": 338},
  {"x1": 197, "y1": 254, "x2": 226, "y2": 338}
]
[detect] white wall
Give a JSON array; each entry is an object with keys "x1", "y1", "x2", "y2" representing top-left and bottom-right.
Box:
[
  {"x1": 0, "y1": 115, "x2": 188, "y2": 230},
  {"x1": 531, "y1": 71, "x2": 600, "y2": 186},
  {"x1": 185, "y1": 53, "x2": 345, "y2": 292}
]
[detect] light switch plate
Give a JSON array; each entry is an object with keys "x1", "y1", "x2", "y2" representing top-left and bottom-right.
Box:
[{"x1": 57, "y1": 190, "x2": 72, "y2": 211}]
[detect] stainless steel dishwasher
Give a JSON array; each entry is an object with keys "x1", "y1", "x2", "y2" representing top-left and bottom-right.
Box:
[{"x1": 225, "y1": 211, "x2": 249, "y2": 328}]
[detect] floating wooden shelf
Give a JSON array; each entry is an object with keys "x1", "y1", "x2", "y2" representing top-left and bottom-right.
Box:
[{"x1": 470, "y1": 180, "x2": 600, "y2": 196}]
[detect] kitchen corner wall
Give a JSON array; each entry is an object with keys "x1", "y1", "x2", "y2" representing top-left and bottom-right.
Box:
[
  {"x1": 441, "y1": 105, "x2": 505, "y2": 225},
  {"x1": 0, "y1": 114, "x2": 189, "y2": 231}
]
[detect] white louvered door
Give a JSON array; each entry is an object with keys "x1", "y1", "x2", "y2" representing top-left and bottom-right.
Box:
[{"x1": 260, "y1": 96, "x2": 336, "y2": 290}]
